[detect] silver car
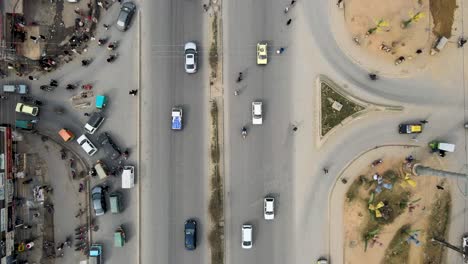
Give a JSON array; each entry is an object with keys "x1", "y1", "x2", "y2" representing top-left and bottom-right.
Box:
[
  {"x1": 116, "y1": 2, "x2": 136, "y2": 31},
  {"x1": 184, "y1": 42, "x2": 198, "y2": 74},
  {"x1": 91, "y1": 186, "x2": 106, "y2": 216}
]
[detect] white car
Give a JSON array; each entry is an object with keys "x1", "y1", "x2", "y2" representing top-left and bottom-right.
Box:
[
  {"x1": 122, "y1": 166, "x2": 135, "y2": 189},
  {"x1": 264, "y1": 197, "x2": 275, "y2": 220},
  {"x1": 77, "y1": 134, "x2": 98, "y2": 156},
  {"x1": 252, "y1": 101, "x2": 263, "y2": 125},
  {"x1": 241, "y1": 224, "x2": 253, "y2": 249},
  {"x1": 184, "y1": 42, "x2": 198, "y2": 74},
  {"x1": 15, "y1": 103, "x2": 39, "y2": 116}
]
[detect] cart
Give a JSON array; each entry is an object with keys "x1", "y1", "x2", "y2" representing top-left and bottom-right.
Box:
[
  {"x1": 96, "y1": 95, "x2": 107, "y2": 109},
  {"x1": 114, "y1": 226, "x2": 126, "y2": 247}
]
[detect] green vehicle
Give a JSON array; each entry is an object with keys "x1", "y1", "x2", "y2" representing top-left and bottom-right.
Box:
[
  {"x1": 114, "y1": 226, "x2": 126, "y2": 247},
  {"x1": 15, "y1": 120, "x2": 33, "y2": 130},
  {"x1": 109, "y1": 192, "x2": 122, "y2": 214}
]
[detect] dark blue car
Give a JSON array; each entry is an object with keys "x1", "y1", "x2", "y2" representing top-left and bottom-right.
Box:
[{"x1": 184, "y1": 219, "x2": 197, "y2": 250}]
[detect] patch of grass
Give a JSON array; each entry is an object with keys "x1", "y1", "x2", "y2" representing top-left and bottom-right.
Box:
[
  {"x1": 321, "y1": 82, "x2": 365, "y2": 136},
  {"x1": 209, "y1": 15, "x2": 218, "y2": 79},
  {"x1": 383, "y1": 224, "x2": 411, "y2": 264},
  {"x1": 346, "y1": 175, "x2": 370, "y2": 202},
  {"x1": 208, "y1": 100, "x2": 224, "y2": 264},
  {"x1": 423, "y1": 190, "x2": 451, "y2": 264}
]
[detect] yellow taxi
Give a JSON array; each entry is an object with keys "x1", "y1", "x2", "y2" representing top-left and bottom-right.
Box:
[{"x1": 256, "y1": 42, "x2": 268, "y2": 65}]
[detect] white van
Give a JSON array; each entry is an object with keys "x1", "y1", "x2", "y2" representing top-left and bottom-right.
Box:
[
  {"x1": 122, "y1": 166, "x2": 135, "y2": 189},
  {"x1": 241, "y1": 224, "x2": 253, "y2": 249}
]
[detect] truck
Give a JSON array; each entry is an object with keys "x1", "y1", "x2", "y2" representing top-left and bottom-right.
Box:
[
  {"x1": 429, "y1": 140, "x2": 455, "y2": 157},
  {"x1": 3, "y1": 84, "x2": 28, "y2": 94},
  {"x1": 171, "y1": 107, "x2": 183, "y2": 130},
  {"x1": 89, "y1": 244, "x2": 103, "y2": 264}
]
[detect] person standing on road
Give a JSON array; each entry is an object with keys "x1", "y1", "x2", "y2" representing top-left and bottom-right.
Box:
[{"x1": 286, "y1": 19, "x2": 292, "y2": 26}]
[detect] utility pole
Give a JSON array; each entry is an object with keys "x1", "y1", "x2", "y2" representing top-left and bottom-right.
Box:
[{"x1": 431, "y1": 237, "x2": 467, "y2": 262}]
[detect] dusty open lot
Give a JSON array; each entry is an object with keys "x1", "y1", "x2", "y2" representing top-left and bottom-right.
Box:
[{"x1": 344, "y1": 153, "x2": 452, "y2": 263}]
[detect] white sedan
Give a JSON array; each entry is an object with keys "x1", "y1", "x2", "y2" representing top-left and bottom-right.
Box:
[
  {"x1": 77, "y1": 134, "x2": 98, "y2": 156},
  {"x1": 252, "y1": 101, "x2": 263, "y2": 125},
  {"x1": 184, "y1": 42, "x2": 198, "y2": 74}
]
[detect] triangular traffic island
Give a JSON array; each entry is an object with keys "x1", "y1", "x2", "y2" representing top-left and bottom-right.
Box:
[{"x1": 317, "y1": 75, "x2": 402, "y2": 145}]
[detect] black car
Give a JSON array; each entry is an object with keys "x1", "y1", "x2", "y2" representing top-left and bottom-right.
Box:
[
  {"x1": 184, "y1": 219, "x2": 197, "y2": 250},
  {"x1": 98, "y1": 132, "x2": 121, "y2": 160},
  {"x1": 116, "y1": 2, "x2": 136, "y2": 31}
]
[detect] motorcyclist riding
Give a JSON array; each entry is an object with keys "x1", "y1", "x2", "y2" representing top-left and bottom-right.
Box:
[
  {"x1": 236, "y1": 72, "x2": 243, "y2": 83},
  {"x1": 241, "y1": 126, "x2": 247, "y2": 138}
]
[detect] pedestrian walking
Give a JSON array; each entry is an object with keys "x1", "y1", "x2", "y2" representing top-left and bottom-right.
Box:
[
  {"x1": 84, "y1": 113, "x2": 90, "y2": 117},
  {"x1": 292, "y1": 126, "x2": 298, "y2": 132},
  {"x1": 28, "y1": 75, "x2": 36, "y2": 81},
  {"x1": 323, "y1": 168, "x2": 329, "y2": 174},
  {"x1": 416, "y1": 49, "x2": 422, "y2": 54},
  {"x1": 286, "y1": 18, "x2": 292, "y2": 26},
  {"x1": 50, "y1": 79, "x2": 58, "y2": 87},
  {"x1": 129, "y1": 89, "x2": 138, "y2": 96},
  {"x1": 103, "y1": 24, "x2": 110, "y2": 30},
  {"x1": 97, "y1": 1, "x2": 104, "y2": 8},
  {"x1": 290, "y1": 0, "x2": 296, "y2": 5},
  {"x1": 458, "y1": 37, "x2": 467, "y2": 48},
  {"x1": 203, "y1": 4, "x2": 209, "y2": 12},
  {"x1": 420, "y1": 120, "x2": 428, "y2": 124},
  {"x1": 39, "y1": 35, "x2": 46, "y2": 40},
  {"x1": 436, "y1": 185, "x2": 444, "y2": 190}
]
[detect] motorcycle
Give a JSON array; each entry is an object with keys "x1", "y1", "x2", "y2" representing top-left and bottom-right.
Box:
[
  {"x1": 32, "y1": 100, "x2": 43, "y2": 106},
  {"x1": 241, "y1": 127, "x2": 247, "y2": 139},
  {"x1": 40, "y1": 85, "x2": 54, "y2": 92},
  {"x1": 107, "y1": 41, "x2": 118, "y2": 51},
  {"x1": 97, "y1": 38, "x2": 108, "y2": 46},
  {"x1": 371, "y1": 159, "x2": 383, "y2": 167},
  {"x1": 66, "y1": 84, "x2": 76, "y2": 90},
  {"x1": 369, "y1": 73, "x2": 378, "y2": 81},
  {"x1": 60, "y1": 149, "x2": 67, "y2": 160},
  {"x1": 106, "y1": 54, "x2": 117, "y2": 63},
  {"x1": 236, "y1": 72, "x2": 243, "y2": 83},
  {"x1": 276, "y1": 47, "x2": 285, "y2": 54},
  {"x1": 0, "y1": 95, "x2": 7, "y2": 100},
  {"x1": 82, "y1": 84, "x2": 93, "y2": 90},
  {"x1": 81, "y1": 59, "x2": 91, "y2": 66}
]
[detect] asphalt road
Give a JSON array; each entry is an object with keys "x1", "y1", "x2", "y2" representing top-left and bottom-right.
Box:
[
  {"x1": 223, "y1": 0, "x2": 295, "y2": 263},
  {"x1": 140, "y1": 0, "x2": 209, "y2": 264}
]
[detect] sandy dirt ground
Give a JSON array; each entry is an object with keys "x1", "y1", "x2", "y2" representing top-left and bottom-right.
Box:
[
  {"x1": 343, "y1": 152, "x2": 450, "y2": 264},
  {"x1": 344, "y1": 0, "x2": 433, "y2": 67}
]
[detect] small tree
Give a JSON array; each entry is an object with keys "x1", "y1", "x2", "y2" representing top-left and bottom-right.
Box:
[
  {"x1": 402, "y1": 12, "x2": 425, "y2": 28},
  {"x1": 367, "y1": 19, "x2": 389, "y2": 35}
]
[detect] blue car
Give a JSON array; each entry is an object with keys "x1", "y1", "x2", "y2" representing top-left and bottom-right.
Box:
[{"x1": 184, "y1": 219, "x2": 197, "y2": 250}]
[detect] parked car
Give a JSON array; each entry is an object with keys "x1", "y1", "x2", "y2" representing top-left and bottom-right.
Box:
[
  {"x1": 184, "y1": 42, "x2": 198, "y2": 74},
  {"x1": 121, "y1": 166, "x2": 135, "y2": 189},
  {"x1": 15, "y1": 120, "x2": 34, "y2": 131},
  {"x1": 98, "y1": 132, "x2": 121, "y2": 160},
  {"x1": 398, "y1": 123, "x2": 422, "y2": 134},
  {"x1": 264, "y1": 197, "x2": 275, "y2": 220},
  {"x1": 91, "y1": 186, "x2": 106, "y2": 216},
  {"x1": 4, "y1": 84, "x2": 28, "y2": 94},
  {"x1": 77, "y1": 134, "x2": 98, "y2": 156},
  {"x1": 241, "y1": 224, "x2": 253, "y2": 249},
  {"x1": 116, "y1": 1, "x2": 136, "y2": 31},
  {"x1": 85, "y1": 112, "x2": 105, "y2": 134},
  {"x1": 184, "y1": 219, "x2": 197, "y2": 250},
  {"x1": 15, "y1": 103, "x2": 39, "y2": 116},
  {"x1": 256, "y1": 42, "x2": 268, "y2": 65},
  {"x1": 252, "y1": 101, "x2": 263, "y2": 125}
]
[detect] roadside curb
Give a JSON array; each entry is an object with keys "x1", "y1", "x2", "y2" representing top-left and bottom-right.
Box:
[
  {"x1": 136, "y1": 11, "x2": 142, "y2": 264},
  {"x1": 316, "y1": 75, "x2": 404, "y2": 148}
]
